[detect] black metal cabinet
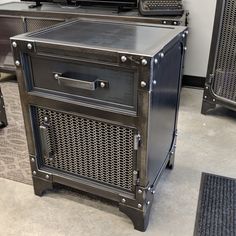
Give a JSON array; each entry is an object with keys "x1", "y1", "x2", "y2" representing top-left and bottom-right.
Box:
[
  {"x1": 0, "y1": 1, "x2": 187, "y2": 73},
  {"x1": 11, "y1": 19, "x2": 187, "y2": 231},
  {"x1": 0, "y1": 87, "x2": 8, "y2": 128},
  {"x1": 201, "y1": 0, "x2": 236, "y2": 114}
]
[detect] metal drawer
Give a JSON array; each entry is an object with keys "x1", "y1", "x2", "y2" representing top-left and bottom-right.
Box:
[{"x1": 29, "y1": 56, "x2": 137, "y2": 112}]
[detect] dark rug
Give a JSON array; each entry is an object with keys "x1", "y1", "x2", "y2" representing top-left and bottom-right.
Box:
[
  {"x1": 0, "y1": 76, "x2": 32, "y2": 185},
  {"x1": 194, "y1": 172, "x2": 236, "y2": 236}
]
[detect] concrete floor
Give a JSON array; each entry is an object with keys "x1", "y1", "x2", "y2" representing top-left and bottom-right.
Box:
[{"x1": 0, "y1": 88, "x2": 236, "y2": 236}]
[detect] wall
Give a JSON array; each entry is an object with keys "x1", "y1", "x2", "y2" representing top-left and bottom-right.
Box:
[
  {"x1": 183, "y1": 0, "x2": 217, "y2": 77},
  {"x1": 1, "y1": 0, "x2": 217, "y2": 78}
]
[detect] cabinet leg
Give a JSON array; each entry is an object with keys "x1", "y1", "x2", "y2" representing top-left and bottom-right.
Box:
[
  {"x1": 32, "y1": 176, "x2": 53, "y2": 196},
  {"x1": 201, "y1": 100, "x2": 216, "y2": 115},
  {"x1": 119, "y1": 203, "x2": 152, "y2": 232}
]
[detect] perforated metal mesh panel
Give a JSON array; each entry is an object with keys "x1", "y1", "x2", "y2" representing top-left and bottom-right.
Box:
[
  {"x1": 212, "y1": 0, "x2": 236, "y2": 102},
  {"x1": 37, "y1": 107, "x2": 136, "y2": 191},
  {"x1": 146, "y1": 0, "x2": 182, "y2": 9},
  {"x1": 25, "y1": 18, "x2": 64, "y2": 32}
]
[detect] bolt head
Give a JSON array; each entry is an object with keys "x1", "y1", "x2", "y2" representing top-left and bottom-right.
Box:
[
  {"x1": 100, "y1": 82, "x2": 106, "y2": 88},
  {"x1": 154, "y1": 58, "x2": 158, "y2": 64},
  {"x1": 121, "y1": 56, "x2": 127, "y2": 63},
  {"x1": 185, "y1": 30, "x2": 189, "y2": 35},
  {"x1": 54, "y1": 74, "x2": 59, "y2": 80},
  {"x1": 137, "y1": 204, "x2": 142, "y2": 209},
  {"x1": 204, "y1": 96, "x2": 207, "y2": 99},
  {"x1": 141, "y1": 59, "x2": 147, "y2": 66},
  {"x1": 173, "y1": 21, "x2": 177, "y2": 25},
  {"x1": 184, "y1": 46, "x2": 187, "y2": 51},
  {"x1": 15, "y1": 60, "x2": 20, "y2": 66},
  {"x1": 163, "y1": 21, "x2": 167, "y2": 24},
  {"x1": 148, "y1": 187, "x2": 151, "y2": 191},
  {"x1": 213, "y1": 99, "x2": 216, "y2": 102},
  {"x1": 206, "y1": 86, "x2": 209, "y2": 89},
  {"x1": 182, "y1": 33, "x2": 186, "y2": 38},
  {"x1": 140, "y1": 81, "x2": 147, "y2": 88},
  {"x1": 151, "y1": 190, "x2": 156, "y2": 194},
  {"x1": 121, "y1": 198, "x2": 126, "y2": 203},
  {"x1": 147, "y1": 201, "x2": 151, "y2": 205},
  {"x1": 32, "y1": 171, "x2": 37, "y2": 176},
  {"x1": 45, "y1": 174, "x2": 50, "y2": 180},
  {"x1": 31, "y1": 158, "x2": 35, "y2": 162},
  {"x1": 138, "y1": 189, "x2": 142, "y2": 194},
  {"x1": 27, "y1": 43, "x2": 33, "y2": 50},
  {"x1": 44, "y1": 117, "x2": 48, "y2": 122},
  {"x1": 153, "y1": 80, "x2": 157, "y2": 85},
  {"x1": 12, "y1": 41, "x2": 17, "y2": 48},
  {"x1": 160, "y1": 52, "x2": 164, "y2": 58}
]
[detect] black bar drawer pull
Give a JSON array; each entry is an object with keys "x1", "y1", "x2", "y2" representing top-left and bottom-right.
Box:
[{"x1": 54, "y1": 72, "x2": 108, "y2": 91}]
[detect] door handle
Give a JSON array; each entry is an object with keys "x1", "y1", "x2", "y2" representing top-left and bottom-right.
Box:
[{"x1": 53, "y1": 72, "x2": 109, "y2": 91}]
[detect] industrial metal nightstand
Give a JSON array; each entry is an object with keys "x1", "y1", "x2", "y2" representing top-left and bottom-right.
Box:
[{"x1": 11, "y1": 19, "x2": 187, "y2": 231}]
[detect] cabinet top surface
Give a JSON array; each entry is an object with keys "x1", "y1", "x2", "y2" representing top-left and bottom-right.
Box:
[{"x1": 19, "y1": 19, "x2": 186, "y2": 56}]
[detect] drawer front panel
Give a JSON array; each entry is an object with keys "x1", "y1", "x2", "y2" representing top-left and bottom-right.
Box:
[
  {"x1": 30, "y1": 56, "x2": 137, "y2": 111},
  {"x1": 34, "y1": 106, "x2": 137, "y2": 192}
]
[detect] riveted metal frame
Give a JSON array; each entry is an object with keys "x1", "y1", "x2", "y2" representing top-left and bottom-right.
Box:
[
  {"x1": 201, "y1": 0, "x2": 236, "y2": 114},
  {"x1": 11, "y1": 20, "x2": 187, "y2": 231}
]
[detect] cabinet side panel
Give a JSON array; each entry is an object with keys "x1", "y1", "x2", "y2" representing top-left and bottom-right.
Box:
[{"x1": 148, "y1": 42, "x2": 182, "y2": 184}]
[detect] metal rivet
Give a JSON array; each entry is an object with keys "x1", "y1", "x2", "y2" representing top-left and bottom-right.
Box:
[
  {"x1": 184, "y1": 46, "x2": 187, "y2": 51},
  {"x1": 153, "y1": 80, "x2": 157, "y2": 85},
  {"x1": 121, "y1": 56, "x2": 127, "y2": 63},
  {"x1": 182, "y1": 33, "x2": 186, "y2": 38},
  {"x1": 185, "y1": 30, "x2": 189, "y2": 35},
  {"x1": 206, "y1": 86, "x2": 209, "y2": 89},
  {"x1": 32, "y1": 171, "x2": 37, "y2": 176},
  {"x1": 174, "y1": 144, "x2": 177, "y2": 148},
  {"x1": 154, "y1": 58, "x2": 158, "y2": 64},
  {"x1": 141, "y1": 59, "x2": 147, "y2": 66},
  {"x1": 54, "y1": 74, "x2": 59, "y2": 80},
  {"x1": 141, "y1": 81, "x2": 147, "y2": 88},
  {"x1": 44, "y1": 117, "x2": 48, "y2": 122},
  {"x1": 121, "y1": 198, "x2": 126, "y2": 203},
  {"x1": 100, "y1": 82, "x2": 106, "y2": 88},
  {"x1": 15, "y1": 60, "x2": 20, "y2": 66},
  {"x1": 12, "y1": 41, "x2": 17, "y2": 48},
  {"x1": 171, "y1": 151, "x2": 174, "y2": 155},
  {"x1": 27, "y1": 43, "x2": 32, "y2": 50},
  {"x1": 45, "y1": 174, "x2": 50, "y2": 180},
  {"x1": 151, "y1": 190, "x2": 155, "y2": 194},
  {"x1": 138, "y1": 189, "x2": 142, "y2": 194},
  {"x1": 31, "y1": 158, "x2": 35, "y2": 162},
  {"x1": 148, "y1": 187, "x2": 151, "y2": 191},
  {"x1": 213, "y1": 99, "x2": 216, "y2": 102},
  {"x1": 138, "y1": 204, "x2": 142, "y2": 208},
  {"x1": 163, "y1": 21, "x2": 167, "y2": 24},
  {"x1": 204, "y1": 96, "x2": 207, "y2": 99},
  {"x1": 147, "y1": 201, "x2": 151, "y2": 205},
  {"x1": 159, "y1": 52, "x2": 164, "y2": 58},
  {"x1": 173, "y1": 21, "x2": 177, "y2": 25}
]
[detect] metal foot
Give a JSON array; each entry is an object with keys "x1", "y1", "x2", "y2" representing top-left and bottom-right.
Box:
[
  {"x1": 166, "y1": 151, "x2": 175, "y2": 170},
  {"x1": 119, "y1": 203, "x2": 152, "y2": 232},
  {"x1": 32, "y1": 176, "x2": 53, "y2": 196},
  {"x1": 201, "y1": 101, "x2": 216, "y2": 115}
]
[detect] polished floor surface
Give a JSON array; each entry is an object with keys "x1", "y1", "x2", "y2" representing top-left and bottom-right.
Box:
[{"x1": 0, "y1": 88, "x2": 236, "y2": 236}]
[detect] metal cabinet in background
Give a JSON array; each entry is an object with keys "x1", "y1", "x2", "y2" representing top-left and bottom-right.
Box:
[
  {"x1": 0, "y1": 1, "x2": 187, "y2": 74},
  {"x1": 0, "y1": 15, "x2": 64, "y2": 73}
]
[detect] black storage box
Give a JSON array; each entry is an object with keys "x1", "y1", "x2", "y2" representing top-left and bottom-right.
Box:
[{"x1": 11, "y1": 19, "x2": 187, "y2": 231}]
